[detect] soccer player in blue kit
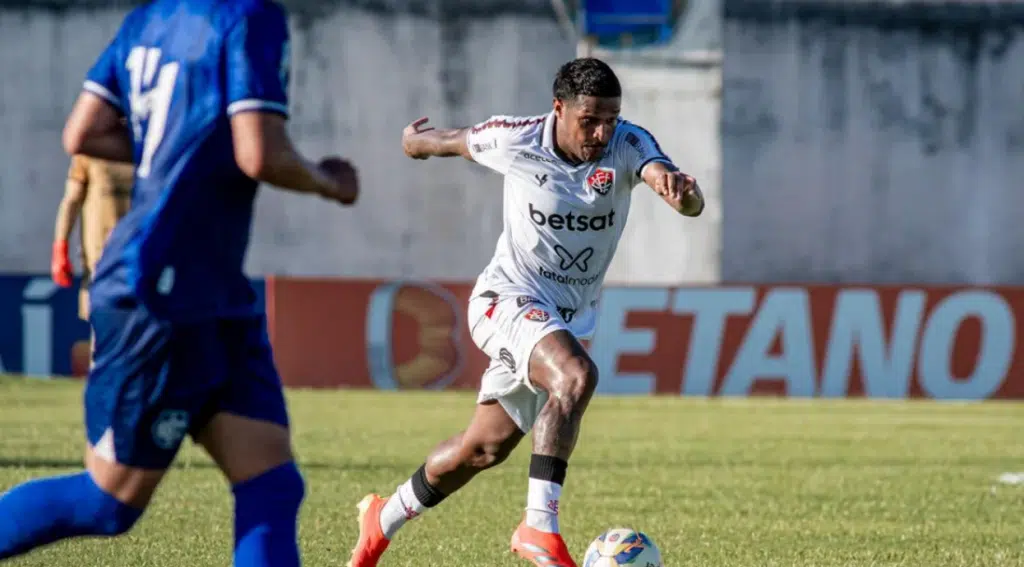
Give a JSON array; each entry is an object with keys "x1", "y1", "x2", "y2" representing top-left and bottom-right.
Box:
[{"x1": 0, "y1": 0, "x2": 357, "y2": 564}]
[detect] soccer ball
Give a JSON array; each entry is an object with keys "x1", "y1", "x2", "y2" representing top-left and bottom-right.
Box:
[{"x1": 581, "y1": 528, "x2": 663, "y2": 567}]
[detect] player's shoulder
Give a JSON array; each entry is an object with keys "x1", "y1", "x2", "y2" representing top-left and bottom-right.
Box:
[
  {"x1": 106, "y1": 2, "x2": 148, "y2": 43},
  {"x1": 115, "y1": 0, "x2": 284, "y2": 38},
  {"x1": 612, "y1": 117, "x2": 668, "y2": 161},
  {"x1": 614, "y1": 118, "x2": 658, "y2": 143},
  {"x1": 218, "y1": 0, "x2": 288, "y2": 27},
  {"x1": 471, "y1": 113, "x2": 548, "y2": 142},
  {"x1": 144, "y1": 0, "x2": 285, "y2": 35}
]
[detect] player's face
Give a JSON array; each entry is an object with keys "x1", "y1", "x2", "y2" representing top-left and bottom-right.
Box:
[{"x1": 555, "y1": 95, "x2": 621, "y2": 162}]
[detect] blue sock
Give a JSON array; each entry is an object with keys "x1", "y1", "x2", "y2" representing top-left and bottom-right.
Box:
[
  {"x1": 0, "y1": 471, "x2": 142, "y2": 559},
  {"x1": 233, "y1": 461, "x2": 306, "y2": 567}
]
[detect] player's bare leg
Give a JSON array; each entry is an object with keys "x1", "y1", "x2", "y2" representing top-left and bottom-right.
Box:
[
  {"x1": 423, "y1": 400, "x2": 526, "y2": 493},
  {"x1": 528, "y1": 331, "x2": 598, "y2": 461},
  {"x1": 510, "y1": 330, "x2": 598, "y2": 567},
  {"x1": 347, "y1": 401, "x2": 524, "y2": 567},
  {"x1": 197, "y1": 413, "x2": 305, "y2": 566},
  {"x1": 85, "y1": 447, "x2": 170, "y2": 508},
  {"x1": 197, "y1": 413, "x2": 296, "y2": 484}
]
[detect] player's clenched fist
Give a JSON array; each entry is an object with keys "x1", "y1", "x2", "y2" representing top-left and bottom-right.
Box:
[
  {"x1": 318, "y1": 156, "x2": 359, "y2": 205},
  {"x1": 402, "y1": 117, "x2": 436, "y2": 160},
  {"x1": 653, "y1": 170, "x2": 703, "y2": 216}
]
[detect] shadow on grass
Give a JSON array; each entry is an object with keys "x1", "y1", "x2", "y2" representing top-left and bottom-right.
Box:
[{"x1": 0, "y1": 457, "x2": 412, "y2": 473}]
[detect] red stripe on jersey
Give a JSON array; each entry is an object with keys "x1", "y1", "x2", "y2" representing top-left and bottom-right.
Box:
[{"x1": 471, "y1": 116, "x2": 545, "y2": 134}]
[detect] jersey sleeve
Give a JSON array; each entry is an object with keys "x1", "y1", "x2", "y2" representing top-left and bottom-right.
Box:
[
  {"x1": 83, "y1": 33, "x2": 125, "y2": 113},
  {"x1": 466, "y1": 115, "x2": 535, "y2": 176},
  {"x1": 619, "y1": 122, "x2": 674, "y2": 186},
  {"x1": 224, "y1": 3, "x2": 291, "y2": 118}
]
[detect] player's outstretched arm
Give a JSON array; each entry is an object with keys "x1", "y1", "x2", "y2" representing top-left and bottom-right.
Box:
[
  {"x1": 62, "y1": 92, "x2": 133, "y2": 163},
  {"x1": 402, "y1": 117, "x2": 474, "y2": 161},
  {"x1": 231, "y1": 112, "x2": 358, "y2": 206},
  {"x1": 641, "y1": 161, "x2": 704, "y2": 217}
]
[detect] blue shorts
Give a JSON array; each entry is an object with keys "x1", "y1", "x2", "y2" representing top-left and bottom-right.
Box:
[{"x1": 85, "y1": 305, "x2": 289, "y2": 469}]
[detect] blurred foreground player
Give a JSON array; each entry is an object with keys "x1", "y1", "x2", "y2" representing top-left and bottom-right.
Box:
[
  {"x1": 0, "y1": 0, "x2": 358, "y2": 565},
  {"x1": 348, "y1": 58, "x2": 703, "y2": 567},
  {"x1": 51, "y1": 154, "x2": 133, "y2": 320}
]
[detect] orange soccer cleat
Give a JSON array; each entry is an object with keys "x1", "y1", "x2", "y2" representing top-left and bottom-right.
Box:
[
  {"x1": 510, "y1": 522, "x2": 578, "y2": 567},
  {"x1": 346, "y1": 494, "x2": 391, "y2": 567}
]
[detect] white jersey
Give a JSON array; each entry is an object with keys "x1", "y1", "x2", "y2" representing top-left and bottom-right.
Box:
[{"x1": 466, "y1": 111, "x2": 672, "y2": 336}]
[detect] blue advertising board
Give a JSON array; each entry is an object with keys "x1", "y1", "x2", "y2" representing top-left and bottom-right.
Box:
[
  {"x1": 580, "y1": 0, "x2": 678, "y2": 48},
  {"x1": 0, "y1": 274, "x2": 266, "y2": 378}
]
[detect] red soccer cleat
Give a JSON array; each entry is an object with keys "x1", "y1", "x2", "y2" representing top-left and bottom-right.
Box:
[
  {"x1": 510, "y1": 522, "x2": 578, "y2": 567},
  {"x1": 346, "y1": 494, "x2": 391, "y2": 567}
]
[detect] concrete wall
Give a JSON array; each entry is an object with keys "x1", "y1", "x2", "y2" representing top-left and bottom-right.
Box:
[
  {"x1": 602, "y1": 60, "x2": 722, "y2": 285},
  {"x1": 600, "y1": 0, "x2": 723, "y2": 285},
  {"x1": 722, "y1": 0, "x2": 1024, "y2": 285},
  {"x1": 0, "y1": 0, "x2": 723, "y2": 285}
]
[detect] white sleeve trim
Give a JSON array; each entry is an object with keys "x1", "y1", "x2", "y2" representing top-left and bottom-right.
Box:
[
  {"x1": 638, "y1": 157, "x2": 674, "y2": 178},
  {"x1": 84, "y1": 80, "x2": 120, "y2": 107},
  {"x1": 227, "y1": 99, "x2": 289, "y2": 116}
]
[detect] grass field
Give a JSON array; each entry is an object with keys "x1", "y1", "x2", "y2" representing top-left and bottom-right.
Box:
[{"x1": 1, "y1": 376, "x2": 1022, "y2": 567}]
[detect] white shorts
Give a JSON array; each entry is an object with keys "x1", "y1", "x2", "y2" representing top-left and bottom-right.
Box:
[{"x1": 467, "y1": 289, "x2": 578, "y2": 433}]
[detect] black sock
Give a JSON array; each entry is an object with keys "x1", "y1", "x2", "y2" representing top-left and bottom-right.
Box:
[
  {"x1": 529, "y1": 454, "x2": 568, "y2": 486},
  {"x1": 410, "y1": 464, "x2": 447, "y2": 508}
]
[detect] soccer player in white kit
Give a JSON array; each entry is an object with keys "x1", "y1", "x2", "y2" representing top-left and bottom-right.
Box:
[{"x1": 348, "y1": 58, "x2": 704, "y2": 567}]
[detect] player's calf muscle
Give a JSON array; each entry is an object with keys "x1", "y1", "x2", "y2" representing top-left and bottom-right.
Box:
[
  {"x1": 423, "y1": 404, "x2": 524, "y2": 490},
  {"x1": 532, "y1": 391, "x2": 594, "y2": 459},
  {"x1": 427, "y1": 432, "x2": 517, "y2": 474}
]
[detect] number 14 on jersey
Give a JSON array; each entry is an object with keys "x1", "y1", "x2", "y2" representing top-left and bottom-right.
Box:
[{"x1": 125, "y1": 46, "x2": 179, "y2": 179}]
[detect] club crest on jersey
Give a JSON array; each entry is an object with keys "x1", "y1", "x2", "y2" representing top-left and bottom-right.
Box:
[
  {"x1": 151, "y1": 410, "x2": 190, "y2": 450},
  {"x1": 587, "y1": 167, "x2": 615, "y2": 195},
  {"x1": 524, "y1": 308, "x2": 551, "y2": 322}
]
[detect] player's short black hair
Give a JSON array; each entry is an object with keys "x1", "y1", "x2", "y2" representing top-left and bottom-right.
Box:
[{"x1": 552, "y1": 58, "x2": 622, "y2": 102}]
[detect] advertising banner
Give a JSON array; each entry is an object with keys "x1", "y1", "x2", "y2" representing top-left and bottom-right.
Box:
[
  {"x1": 267, "y1": 279, "x2": 1024, "y2": 400},
  {"x1": 1, "y1": 274, "x2": 1020, "y2": 400},
  {"x1": 266, "y1": 278, "x2": 488, "y2": 391},
  {"x1": 0, "y1": 275, "x2": 265, "y2": 377},
  {"x1": 0, "y1": 276, "x2": 89, "y2": 378}
]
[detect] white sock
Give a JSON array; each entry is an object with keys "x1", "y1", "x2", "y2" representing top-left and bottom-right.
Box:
[
  {"x1": 378, "y1": 479, "x2": 427, "y2": 539},
  {"x1": 525, "y1": 478, "x2": 562, "y2": 533}
]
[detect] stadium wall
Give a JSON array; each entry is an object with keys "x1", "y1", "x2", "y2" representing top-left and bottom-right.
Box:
[
  {"x1": 0, "y1": 0, "x2": 721, "y2": 285},
  {"x1": 4, "y1": 273, "x2": 1021, "y2": 401},
  {"x1": 722, "y1": 0, "x2": 1024, "y2": 285}
]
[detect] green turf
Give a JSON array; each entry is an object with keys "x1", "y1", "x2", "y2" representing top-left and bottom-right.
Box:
[{"x1": 0, "y1": 375, "x2": 1022, "y2": 566}]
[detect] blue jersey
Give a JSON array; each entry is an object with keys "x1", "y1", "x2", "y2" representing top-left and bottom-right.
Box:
[{"x1": 82, "y1": 0, "x2": 290, "y2": 322}]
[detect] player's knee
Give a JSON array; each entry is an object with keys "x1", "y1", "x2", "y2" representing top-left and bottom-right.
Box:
[
  {"x1": 554, "y1": 354, "x2": 599, "y2": 406},
  {"x1": 80, "y1": 477, "x2": 144, "y2": 537},
  {"x1": 233, "y1": 461, "x2": 306, "y2": 520},
  {"x1": 464, "y1": 436, "x2": 517, "y2": 470}
]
